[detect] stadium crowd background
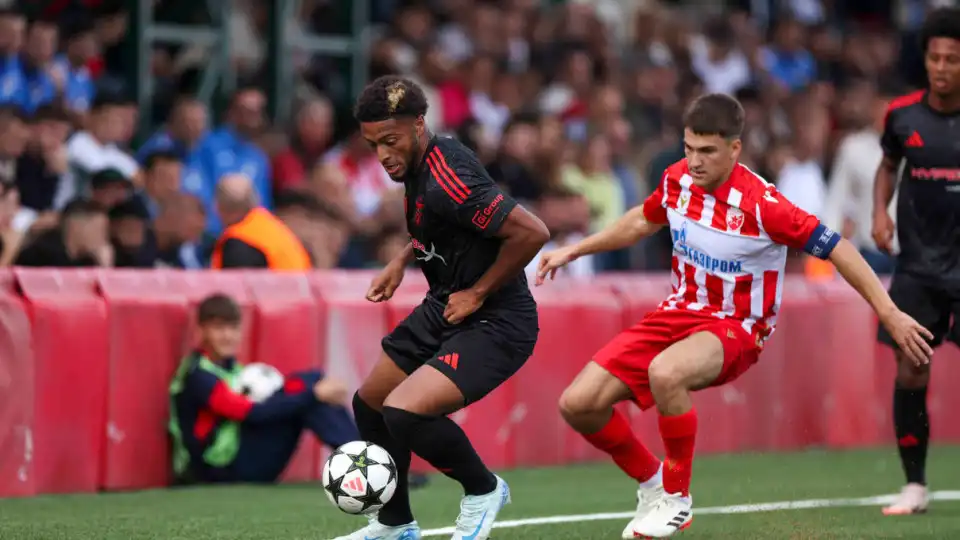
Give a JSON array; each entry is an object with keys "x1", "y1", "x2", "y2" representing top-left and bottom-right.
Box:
[{"x1": 0, "y1": 0, "x2": 938, "y2": 275}]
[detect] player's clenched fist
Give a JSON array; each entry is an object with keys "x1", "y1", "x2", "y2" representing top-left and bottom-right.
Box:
[
  {"x1": 880, "y1": 308, "x2": 934, "y2": 367},
  {"x1": 535, "y1": 246, "x2": 578, "y2": 286},
  {"x1": 366, "y1": 262, "x2": 405, "y2": 303},
  {"x1": 872, "y1": 210, "x2": 895, "y2": 254},
  {"x1": 444, "y1": 289, "x2": 484, "y2": 324}
]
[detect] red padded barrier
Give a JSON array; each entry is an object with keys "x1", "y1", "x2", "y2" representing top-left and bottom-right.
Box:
[
  {"x1": 98, "y1": 270, "x2": 189, "y2": 490},
  {"x1": 245, "y1": 272, "x2": 321, "y2": 482},
  {"x1": 16, "y1": 268, "x2": 108, "y2": 494},
  {"x1": 310, "y1": 272, "x2": 390, "y2": 476},
  {"x1": 13, "y1": 269, "x2": 960, "y2": 496},
  {"x1": 0, "y1": 270, "x2": 35, "y2": 497},
  {"x1": 512, "y1": 283, "x2": 624, "y2": 467}
]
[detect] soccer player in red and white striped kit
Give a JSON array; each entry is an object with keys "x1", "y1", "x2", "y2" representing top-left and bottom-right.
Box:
[{"x1": 537, "y1": 93, "x2": 934, "y2": 538}]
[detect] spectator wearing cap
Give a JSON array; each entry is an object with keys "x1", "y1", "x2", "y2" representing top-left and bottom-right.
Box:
[
  {"x1": 57, "y1": 93, "x2": 139, "y2": 208},
  {"x1": 109, "y1": 196, "x2": 156, "y2": 268},
  {"x1": 0, "y1": 9, "x2": 26, "y2": 106},
  {"x1": 200, "y1": 87, "x2": 272, "y2": 233},
  {"x1": 210, "y1": 174, "x2": 310, "y2": 271},
  {"x1": 154, "y1": 193, "x2": 211, "y2": 269},
  {"x1": 53, "y1": 17, "x2": 98, "y2": 116},
  {"x1": 136, "y1": 96, "x2": 210, "y2": 202},
  {"x1": 15, "y1": 198, "x2": 112, "y2": 267},
  {"x1": 17, "y1": 17, "x2": 58, "y2": 115},
  {"x1": 89, "y1": 168, "x2": 133, "y2": 210}
]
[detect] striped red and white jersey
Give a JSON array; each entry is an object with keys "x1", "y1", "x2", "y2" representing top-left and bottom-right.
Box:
[{"x1": 642, "y1": 159, "x2": 839, "y2": 342}]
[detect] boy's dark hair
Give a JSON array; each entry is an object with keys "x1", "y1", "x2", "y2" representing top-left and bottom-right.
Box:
[
  {"x1": 683, "y1": 93, "x2": 745, "y2": 140},
  {"x1": 921, "y1": 8, "x2": 960, "y2": 53},
  {"x1": 62, "y1": 198, "x2": 106, "y2": 220},
  {"x1": 353, "y1": 76, "x2": 429, "y2": 123},
  {"x1": 32, "y1": 104, "x2": 70, "y2": 124},
  {"x1": 144, "y1": 150, "x2": 182, "y2": 170},
  {"x1": 197, "y1": 293, "x2": 242, "y2": 325}
]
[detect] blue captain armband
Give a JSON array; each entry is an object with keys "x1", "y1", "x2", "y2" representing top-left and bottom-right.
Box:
[{"x1": 803, "y1": 224, "x2": 841, "y2": 260}]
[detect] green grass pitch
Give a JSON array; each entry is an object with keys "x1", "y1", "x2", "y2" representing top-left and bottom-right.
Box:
[{"x1": 2, "y1": 447, "x2": 960, "y2": 539}]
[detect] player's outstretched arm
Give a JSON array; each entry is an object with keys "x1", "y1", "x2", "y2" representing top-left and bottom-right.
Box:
[
  {"x1": 829, "y1": 238, "x2": 933, "y2": 365},
  {"x1": 536, "y1": 205, "x2": 661, "y2": 284}
]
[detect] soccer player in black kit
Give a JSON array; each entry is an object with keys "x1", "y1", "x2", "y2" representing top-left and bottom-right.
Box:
[
  {"x1": 333, "y1": 76, "x2": 549, "y2": 540},
  {"x1": 873, "y1": 8, "x2": 960, "y2": 516}
]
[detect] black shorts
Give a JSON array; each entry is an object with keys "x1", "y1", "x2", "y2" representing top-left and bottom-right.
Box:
[
  {"x1": 878, "y1": 272, "x2": 960, "y2": 348},
  {"x1": 382, "y1": 297, "x2": 538, "y2": 404}
]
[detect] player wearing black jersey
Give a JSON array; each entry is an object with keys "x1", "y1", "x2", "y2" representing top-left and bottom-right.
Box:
[
  {"x1": 333, "y1": 76, "x2": 549, "y2": 540},
  {"x1": 873, "y1": 8, "x2": 960, "y2": 516}
]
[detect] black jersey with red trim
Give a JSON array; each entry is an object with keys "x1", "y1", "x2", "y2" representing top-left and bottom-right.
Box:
[
  {"x1": 881, "y1": 90, "x2": 960, "y2": 283},
  {"x1": 403, "y1": 136, "x2": 534, "y2": 310}
]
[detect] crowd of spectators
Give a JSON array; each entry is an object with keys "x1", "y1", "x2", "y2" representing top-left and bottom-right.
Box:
[{"x1": 0, "y1": 0, "x2": 937, "y2": 275}]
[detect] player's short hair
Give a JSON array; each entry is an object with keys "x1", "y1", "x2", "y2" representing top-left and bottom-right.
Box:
[
  {"x1": 197, "y1": 293, "x2": 242, "y2": 325},
  {"x1": 921, "y1": 8, "x2": 960, "y2": 52},
  {"x1": 683, "y1": 93, "x2": 745, "y2": 140},
  {"x1": 353, "y1": 76, "x2": 429, "y2": 124}
]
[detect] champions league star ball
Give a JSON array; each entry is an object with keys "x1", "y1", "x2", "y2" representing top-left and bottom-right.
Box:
[
  {"x1": 322, "y1": 441, "x2": 398, "y2": 515},
  {"x1": 236, "y1": 363, "x2": 284, "y2": 403}
]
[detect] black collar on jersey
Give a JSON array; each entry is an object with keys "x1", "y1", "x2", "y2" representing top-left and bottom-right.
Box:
[{"x1": 923, "y1": 90, "x2": 960, "y2": 118}]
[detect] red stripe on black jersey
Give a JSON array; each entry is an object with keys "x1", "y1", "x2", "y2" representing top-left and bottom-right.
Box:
[
  {"x1": 426, "y1": 153, "x2": 466, "y2": 204},
  {"x1": 883, "y1": 90, "x2": 925, "y2": 126},
  {"x1": 432, "y1": 148, "x2": 472, "y2": 196}
]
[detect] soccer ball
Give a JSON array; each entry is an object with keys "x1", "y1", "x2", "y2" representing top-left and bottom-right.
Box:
[
  {"x1": 322, "y1": 441, "x2": 398, "y2": 515},
  {"x1": 236, "y1": 363, "x2": 284, "y2": 403}
]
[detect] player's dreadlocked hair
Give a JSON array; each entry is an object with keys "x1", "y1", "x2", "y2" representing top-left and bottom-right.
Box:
[
  {"x1": 683, "y1": 93, "x2": 745, "y2": 140},
  {"x1": 353, "y1": 76, "x2": 429, "y2": 123},
  {"x1": 921, "y1": 7, "x2": 960, "y2": 53}
]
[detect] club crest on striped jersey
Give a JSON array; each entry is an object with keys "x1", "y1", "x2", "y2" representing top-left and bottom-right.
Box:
[
  {"x1": 677, "y1": 192, "x2": 690, "y2": 213},
  {"x1": 726, "y1": 207, "x2": 744, "y2": 231}
]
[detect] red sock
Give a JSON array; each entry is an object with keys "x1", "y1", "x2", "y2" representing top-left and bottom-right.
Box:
[
  {"x1": 658, "y1": 408, "x2": 698, "y2": 496},
  {"x1": 583, "y1": 410, "x2": 661, "y2": 483}
]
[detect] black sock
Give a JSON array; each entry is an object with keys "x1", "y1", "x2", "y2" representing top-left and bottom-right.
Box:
[
  {"x1": 352, "y1": 393, "x2": 414, "y2": 526},
  {"x1": 382, "y1": 406, "x2": 497, "y2": 496},
  {"x1": 893, "y1": 385, "x2": 929, "y2": 485}
]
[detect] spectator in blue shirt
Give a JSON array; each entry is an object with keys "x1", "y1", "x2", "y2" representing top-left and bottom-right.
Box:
[
  {"x1": 760, "y1": 18, "x2": 817, "y2": 92},
  {"x1": 138, "y1": 95, "x2": 212, "y2": 216},
  {"x1": 0, "y1": 9, "x2": 26, "y2": 107},
  {"x1": 54, "y1": 18, "x2": 98, "y2": 118},
  {"x1": 17, "y1": 18, "x2": 58, "y2": 115},
  {"x1": 201, "y1": 87, "x2": 272, "y2": 232}
]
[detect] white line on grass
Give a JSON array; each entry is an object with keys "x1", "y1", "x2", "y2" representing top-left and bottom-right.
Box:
[{"x1": 420, "y1": 490, "x2": 960, "y2": 536}]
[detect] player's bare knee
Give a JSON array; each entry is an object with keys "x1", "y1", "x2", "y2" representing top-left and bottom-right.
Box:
[
  {"x1": 895, "y1": 352, "x2": 930, "y2": 388},
  {"x1": 647, "y1": 355, "x2": 687, "y2": 394}
]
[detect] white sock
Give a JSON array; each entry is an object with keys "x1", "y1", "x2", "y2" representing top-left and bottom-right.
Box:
[{"x1": 639, "y1": 464, "x2": 663, "y2": 489}]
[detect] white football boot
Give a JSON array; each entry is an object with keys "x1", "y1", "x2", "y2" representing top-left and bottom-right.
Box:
[
  {"x1": 629, "y1": 492, "x2": 693, "y2": 538},
  {"x1": 331, "y1": 515, "x2": 421, "y2": 540},
  {"x1": 882, "y1": 483, "x2": 929, "y2": 516},
  {"x1": 449, "y1": 475, "x2": 511, "y2": 540},
  {"x1": 621, "y1": 467, "x2": 665, "y2": 539}
]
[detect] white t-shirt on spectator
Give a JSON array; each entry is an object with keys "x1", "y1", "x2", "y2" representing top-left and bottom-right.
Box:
[
  {"x1": 56, "y1": 131, "x2": 138, "y2": 209},
  {"x1": 525, "y1": 235, "x2": 595, "y2": 281},
  {"x1": 776, "y1": 158, "x2": 827, "y2": 219},
  {"x1": 689, "y1": 36, "x2": 752, "y2": 96}
]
